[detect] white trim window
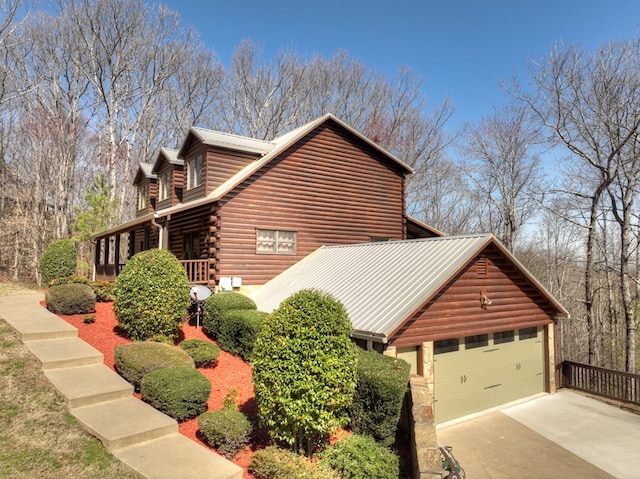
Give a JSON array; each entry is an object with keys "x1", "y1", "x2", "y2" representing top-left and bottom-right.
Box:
[
  {"x1": 187, "y1": 154, "x2": 204, "y2": 190},
  {"x1": 257, "y1": 229, "x2": 296, "y2": 255},
  {"x1": 137, "y1": 184, "x2": 148, "y2": 210},
  {"x1": 158, "y1": 171, "x2": 171, "y2": 201}
]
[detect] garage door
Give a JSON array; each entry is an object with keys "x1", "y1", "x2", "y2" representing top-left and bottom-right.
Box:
[{"x1": 434, "y1": 327, "x2": 545, "y2": 424}]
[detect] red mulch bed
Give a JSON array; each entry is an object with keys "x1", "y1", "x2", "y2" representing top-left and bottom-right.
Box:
[
  {"x1": 47, "y1": 301, "x2": 259, "y2": 478},
  {"x1": 48, "y1": 301, "x2": 414, "y2": 478}
]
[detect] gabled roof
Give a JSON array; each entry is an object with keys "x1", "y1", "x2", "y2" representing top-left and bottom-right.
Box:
[
  {"x1": 151, "y1": 147, "x2": 182, "y2": 174},
  {"x1": 133, "y1": 163, "x2": 156, "y2": 185},
  {"x1": 158, "y1": 114, "x2": 414, "y2": 218},
  {"x1": 177, "y1": 127, "x2": 275, "y2": 157},
  {"x1": 249, "y1": 234, "x2": 568, "y2": 342},
  {"x1": 406, "y1": 216, "x2": 445, "y2": 238}
]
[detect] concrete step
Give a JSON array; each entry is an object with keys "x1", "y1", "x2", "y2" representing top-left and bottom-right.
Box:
[
  {"x1": 114, "y1": 433, "x2": 243, "y2": 479},
  {"x1": 45, "y1": 364, "x2": 134, "y2": 408},
  {"x1": 71, "y1": 397, "x2": 178, "y2": 452},
  {"x1": 0, "y1": 295, "x2": 78, "y2": 341},
  {"x1": 25, "y1": 336, "x2": 103, "y2": 370}
]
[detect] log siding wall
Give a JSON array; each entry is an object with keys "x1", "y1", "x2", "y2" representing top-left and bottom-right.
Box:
[
  {"x1": 390, "y1": 244, "x2": 556, "y2": 348},
  {"x1": 135, "y1": 178, "x2": 156, "y2": 217},
  {"x1": 155, "y1": 162, "x2": 183, "y2": 210},
  {"x1": 206, "y1": 147, "x2": 260, "y2": 193},
  {"x1": 216, "y1": 122, "x2": 407, "y2": 285}
]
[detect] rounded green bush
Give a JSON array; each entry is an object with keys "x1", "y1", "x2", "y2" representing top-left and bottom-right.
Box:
[
  {"x1": 114, "y1": 342, "x2": 195, "y2": 390},
  {"x1": 179, "y1": 339, "x2": 220, "y2": 367},
  {"x1": 198, "y1": 408, "x2": 252, "y2": 458},
  {"x1": 48, "y1": 275, "x2": 90, "y2": 287},
  {"x1": 319, "y1": 434, "x2": 400, "y2": 479},
  {"x1": 141, "y1": 366, "x2": 211, "y2": 422},
  {"x1": 45, "y1": 283, "x2": 96, "y2": 315},
  {"x1": 202, "y1": 292, "x2": 256, "y2": 340},
  {"x1": 217, "y1": 309, "x2": 267, "y2": 361},
  {"x1": 39, "y1": 239, "x2": 77, "y2": 284},
  {"x1": 253, "y1": 289, "x2": 357, "y2": 455},
  {"x1": 113, "y1": 249, "x2": 190, "y2": 341},
  {"x1": 249, "y1": 446, "x2": 338, "y2": 479}
]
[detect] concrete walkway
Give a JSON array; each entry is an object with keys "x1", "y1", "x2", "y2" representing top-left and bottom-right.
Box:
[
  {"x1": 0, "y1": 291, "x2": 242, "y2": 479},
  {"x1": 438, "y1": 390, "x2": 640, "y2": 479}
]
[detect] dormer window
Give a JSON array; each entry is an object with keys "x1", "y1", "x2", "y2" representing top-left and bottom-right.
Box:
[
  {"x1": 137, "y1": 184, "x2": 148, "y2": 210},
  {"x1": 158, "y1": 171, "x2": 171, "y2": 201},
  {"x1": 187, "y1": 154, "x2": 204, "y2": 190}
]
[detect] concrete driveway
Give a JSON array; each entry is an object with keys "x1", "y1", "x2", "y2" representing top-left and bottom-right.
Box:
[{"x1": 437, "y1": 390, "x2": 640, "y2": 479}]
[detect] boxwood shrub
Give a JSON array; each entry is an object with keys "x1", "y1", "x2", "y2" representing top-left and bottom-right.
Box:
[
  {"x1": 114, "y1": 342, "x2": 195, "y2": 390},
  {"x1": 249, "y1": 446, "x2": 338, "y2": 479},
  {"x1": 141, "y1": 366, "x2": 211, "y2": 421},
  {"x1": 217, "y1": 309, "x2": 267, "y2": 361},
  {"x1": 202, "y1": 292, "x2": 257, "y2": 340},
  {"x1": 113, "y1": 249, "x2": 190, "y2": 341},
  {"x1": 179, "y1": 338, "x2": 220, "y2": 367},
  {"x1": 39, "y1": 238, "x2": 77, "y2": 284},
  {"x1": 318, "y1": 434, "x2": 400, "y2": 479},
  {"x1": 197, "y1": 407, "x2": 252, "y2": 458},
  {"x1": 348, "y1": 348, "x2": 410, "y2": 446},
  {"x1": 45, "y1": 283, "x2": 96, "y2": 315}
]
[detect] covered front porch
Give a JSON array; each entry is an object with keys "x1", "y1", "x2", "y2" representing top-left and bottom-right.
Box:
[{"x1": 91, "y1": 204, "x2": 217, "y2": 287}]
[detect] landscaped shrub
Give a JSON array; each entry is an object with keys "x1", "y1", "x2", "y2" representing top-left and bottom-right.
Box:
[
  {"x1": 318, "y1": 434, "x2": 400, "y2": 479},
  {"x1": 249, "y1": 445, "x2": 339, "y2": 479},
  {"x1": 39, "y1": 239, "x2": 77, "y2": 284},
  {"x1": 197, "y1": 406, "x2": 252, "y2": 458},
  {"x1": 113, "y1": 249, "x2": 190, "y2": 341},
  {"x1": 348, "y1": 348, "x2": 411, "y2": 446},
  {"x1": 179, "y1": 338, "x2": 220, "y2": 367},
  {"x1": 114, "y1": 342, "x2": 195, "y2": 390},
  {"x1": 253, "y1": 289, "x2": 357, "y2": 455},
  {"x1": 45, "y1": 283, "x2": 96, "y2": 315},
  {"x1": 90, "y1": 280, "x2": 115, "y2": 302},
  {"x1": 202, "y1": 292, "x2": 256, "y2": 340},
  {"x1": 48, "y1": 275, "x2": 90, "y2": 287},
  {"x1": 217, "y1": 309, "x2": 267, "y2": 361},
  {"x1": 141, "y1": 366, "x2": 211, "y2": 421}
]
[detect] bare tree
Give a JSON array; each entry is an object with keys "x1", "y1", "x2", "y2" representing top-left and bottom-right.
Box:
[
  {"x1": 457, "y1": 102, "x2": 545, "y2": 251},
  {"x1": 516, "y1": 39, "x2": 640, "y2": 371}
]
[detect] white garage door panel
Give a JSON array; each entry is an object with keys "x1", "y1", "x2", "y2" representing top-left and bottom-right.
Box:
[{"x1": 435, "y1": 328, "x2": 545, "y2": 424}]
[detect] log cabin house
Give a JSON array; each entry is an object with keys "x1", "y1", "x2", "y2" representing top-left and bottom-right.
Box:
[
  {"x1": 92, "y1": 113, "x2": 440, "y2": 289},
  {"x1": 92, "y1": 113, "x2": 567, "y2": 424}
]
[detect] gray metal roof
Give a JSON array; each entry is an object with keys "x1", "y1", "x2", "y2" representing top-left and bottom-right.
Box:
[
  {"x1": 188, "y1": 127, "x2": 275, "y2": 155},
  {"x1": 250, "y1": 234, "x2": 498, "y2": 340}
]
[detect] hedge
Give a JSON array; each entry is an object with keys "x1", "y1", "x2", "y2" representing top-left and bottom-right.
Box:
[
  {"x1": 249, "y1": 446, "x2": 339, "y2": 479},
  {"x1": 197, "y1": 407, "x2": 252, "y2": 458},
  {"x1": 45, "y1": 283, "x2": 96, "y2": 315},
  {"x1": 179, "y1": 339, "x2": 220, "y2": 368},
  {"x1": 217, "y1": 309, "x2": 267, "y2": 361},
  {"x1": 39, "y1": 239, "x2": 77, "y2": 284},
  {"x1": 140, "y1": 366, "x2": 210, "y2": 421},
  {"x1": 202, "y1": 292, "x2": 256, "y2": 340},
  {"x1": 114, "y1": 342, "x2": 195, "y2": 390},
  {"x1": 348, "y1": 348, "x2": 410, "y2": 446}
]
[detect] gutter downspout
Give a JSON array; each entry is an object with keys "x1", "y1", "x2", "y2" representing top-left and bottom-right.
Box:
[{"x1": 151, "y1": 214, "x2": 165, "y2": 249}]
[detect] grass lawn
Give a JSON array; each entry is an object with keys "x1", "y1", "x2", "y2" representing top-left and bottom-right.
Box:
[{"x1": 0, "y1": 291, "x2": 137, "y2": 479}]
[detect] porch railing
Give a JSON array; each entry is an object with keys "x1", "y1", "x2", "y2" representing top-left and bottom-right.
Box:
[
  {"x1": 180, "y1": 259, "x2": 209, "y2": 285},
  {"x1": 560, "y1": 361, "x2": 640, "y2": 405}
]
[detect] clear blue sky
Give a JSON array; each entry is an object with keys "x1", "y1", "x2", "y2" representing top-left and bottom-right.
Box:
[{"x1": 162, "y1": 0, "x2": 640, "y2": 130}]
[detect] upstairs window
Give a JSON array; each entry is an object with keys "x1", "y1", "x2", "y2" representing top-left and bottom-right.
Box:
[
  {"x1": 257, "y1": 229, "x2": 296, "y2": 255},
  {"x1": 137, "y1": 184, "x2": 148, "y2": 210},
  {"x1": 158, "y1": 171, "x2": 171, "y2": 201},
  {"x1": 187, "y1": 154, "x2": 204, "y2": 190}
]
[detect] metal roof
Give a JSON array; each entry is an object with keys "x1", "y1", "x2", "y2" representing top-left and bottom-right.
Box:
[
  {"x1": 186, "y1": 127, "x2": 275, "y2": 155},
  {"x1": 250, "y1": 234, "x2": 569, "y2": 341},
  {"x1": 250, "y1": 234, "x2": 498, "y2": 340}
]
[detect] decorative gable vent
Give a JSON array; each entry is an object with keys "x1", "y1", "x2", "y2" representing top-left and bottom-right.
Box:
[{"x1": 476, "y1": 256, "x2": 488, "y2": 278}]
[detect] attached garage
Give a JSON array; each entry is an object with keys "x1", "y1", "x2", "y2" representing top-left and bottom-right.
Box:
[
  {"x1": 434, "y1": 327, "x2": 545, "y2": 424},
  {"x1": 250, "y1": 234, "x2": 567, "y2": 425}
]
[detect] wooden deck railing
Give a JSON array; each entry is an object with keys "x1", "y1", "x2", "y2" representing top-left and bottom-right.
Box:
[
  {"x1": 180, "y1": 259, "x2": 209, "y2": 285},
  {"x1": 560, "y1": 361, "x2": 640, "y2": 405}
]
